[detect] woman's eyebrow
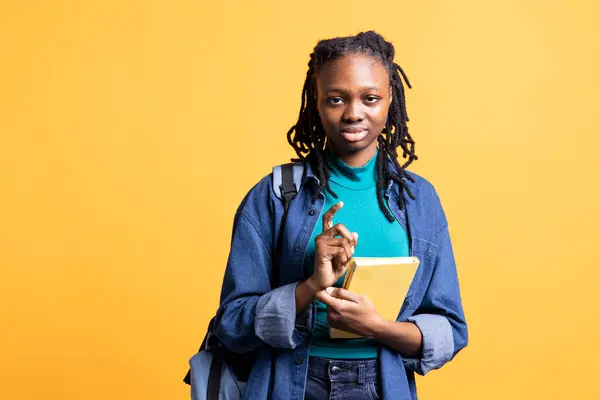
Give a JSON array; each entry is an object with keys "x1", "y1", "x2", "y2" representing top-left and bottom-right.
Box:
[{"x1": 323, "y1": 85, "x2": 381, "y2": 93}]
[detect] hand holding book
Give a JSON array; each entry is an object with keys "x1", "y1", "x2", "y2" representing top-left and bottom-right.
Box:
[
  {"x1": 325, "y1": 256, "x2": 420, "y2": 339},
  {"x1": 315, "y1": 287, "x2": 385, "y2": 338}
]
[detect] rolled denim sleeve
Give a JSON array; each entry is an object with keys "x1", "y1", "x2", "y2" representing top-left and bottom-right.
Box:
[
  {"x1": 254, "y1": 282, "x2": 313, "y2": 348},
  {"x1": 214, "y1": 189, "x2": 312, "y2": 353},
  {"x1": 403, "y1": 314, "x2": 454, "y2": 375}
]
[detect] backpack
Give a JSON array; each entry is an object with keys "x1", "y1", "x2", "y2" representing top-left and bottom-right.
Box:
[{"x1": 184, "y1": 162, "x2": 304, "y2": 400}]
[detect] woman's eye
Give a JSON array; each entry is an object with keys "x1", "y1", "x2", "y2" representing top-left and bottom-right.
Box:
[
  {"x1": 365, "y1": 96, "x2": 380, "y2": 103},
  {"x1": 327, "y1": 97, "x2": 344, "y2": 105}
]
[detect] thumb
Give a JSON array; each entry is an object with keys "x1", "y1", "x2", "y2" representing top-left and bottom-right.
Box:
[{"x1": 326, "y1": 287, "x2": 361, "y2": 303}]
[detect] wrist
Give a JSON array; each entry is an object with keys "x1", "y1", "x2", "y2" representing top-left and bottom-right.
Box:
[
  {"x1": 295, "y1": 278, "x2": 320, "y2": 314},
  {"x1": 368, "y1": 316, "x2": 388, "y2": 339},
  {"x1": 304, "y1": 276, "x2": 322, "y2": 294}
]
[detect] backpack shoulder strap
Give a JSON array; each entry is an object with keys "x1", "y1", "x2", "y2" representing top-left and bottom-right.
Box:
[
  {"x1": 271, "y1": 162, "x2": 303, "y2": 288},
  {"x1": 272, "y1": 162, "x2": 304, "y2": 203}
]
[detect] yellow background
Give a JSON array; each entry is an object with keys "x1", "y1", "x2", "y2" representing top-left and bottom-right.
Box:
[{"x1": 1, "y1": 0, "x2": 599, "y2": 398}]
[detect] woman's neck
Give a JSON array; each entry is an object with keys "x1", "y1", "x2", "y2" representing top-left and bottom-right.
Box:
[{"x1": 326, "y1": 147, "x2": 378, "y2": 190}]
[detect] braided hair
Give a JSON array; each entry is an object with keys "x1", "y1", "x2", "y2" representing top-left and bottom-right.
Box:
[{"x1": 287, "y1": 31, "x2": 417, "y2": 221}]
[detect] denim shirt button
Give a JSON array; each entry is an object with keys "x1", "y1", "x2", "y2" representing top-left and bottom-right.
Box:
[
  {"x1": 294, "y1": 245, "x2": 301, "y2": 252},
  {"x1": 295, "y1": 356, "x2": 304, "y2": 365},
  {"x1": 331, "y1": 366, "x2": 342, "y2": 374},
  {"x1": 309, "y1": 209, "x2": 317, "y2": 216}
]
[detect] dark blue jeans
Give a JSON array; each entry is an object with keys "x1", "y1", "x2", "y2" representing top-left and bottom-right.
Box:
[{"x1": 304, "y1": 357, "x2": 381, "y2": 400}]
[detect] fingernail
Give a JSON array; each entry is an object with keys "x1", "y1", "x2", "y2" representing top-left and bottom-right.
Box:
[
  {"x1": 338, "y1": 201, "x2": 344, "y2": 207},
  {"x1": 326, "y1": 287, "x2": 334, "y2": 294},
  {"x1": 351, "y1": 246, "x2": 355, "y2": 254}
]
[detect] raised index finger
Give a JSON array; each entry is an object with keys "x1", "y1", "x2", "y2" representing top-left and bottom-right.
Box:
[{"x1": 322, "y1": 201, "x2": 343, "y2": 232}]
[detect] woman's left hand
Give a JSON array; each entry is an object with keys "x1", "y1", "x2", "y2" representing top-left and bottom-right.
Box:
[{"x1": 315, "y1": 287, "x2": 385, "y2": 338}]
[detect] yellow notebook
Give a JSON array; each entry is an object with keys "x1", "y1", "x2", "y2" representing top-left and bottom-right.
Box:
[{"x1": 329, "y1": 256, "x2": 420, "y2": 339}]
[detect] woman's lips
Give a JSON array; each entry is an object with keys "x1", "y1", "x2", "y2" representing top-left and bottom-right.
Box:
[{"x1": 341, "y1": 129, "x2": 369, "y2": 142}]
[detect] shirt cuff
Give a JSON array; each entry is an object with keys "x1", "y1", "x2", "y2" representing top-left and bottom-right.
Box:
[
  {"x1": 254, "y1": 282, "x2": 313, "y2": 348},
  {"x1": 403, "y1": 314, "x2": 454, "y2": 375}
]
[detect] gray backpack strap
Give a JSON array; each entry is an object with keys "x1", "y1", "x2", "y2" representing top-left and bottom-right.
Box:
[
  {"x1": 272, "y1": 163, "x2": 304, "y2": 200},
  {"x1": 272, "y1": 162, "x2": 303, "y2": 288}
]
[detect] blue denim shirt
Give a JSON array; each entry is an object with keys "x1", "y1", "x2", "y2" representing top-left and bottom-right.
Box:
[{"x1": 213, "y1": 159, "x2": 468, "y2": 400}]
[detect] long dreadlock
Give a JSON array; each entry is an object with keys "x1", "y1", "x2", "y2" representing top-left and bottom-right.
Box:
[{"x1": 287, "y1": 31, "x2": 418, "y2": 221}]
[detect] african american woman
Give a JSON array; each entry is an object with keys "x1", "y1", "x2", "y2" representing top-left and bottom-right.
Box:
[{"x1": 212, "y1": 31, "x2": 468, "y2": 400}]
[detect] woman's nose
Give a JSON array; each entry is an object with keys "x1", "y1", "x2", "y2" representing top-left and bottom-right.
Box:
[{"x1": 342, "y1": 101, "x2": 364, "y2": 122}]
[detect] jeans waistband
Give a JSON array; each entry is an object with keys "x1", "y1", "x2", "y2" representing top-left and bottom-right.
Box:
[{"x1": 307, "y1": 356, "x2": 378, "y2": 383}]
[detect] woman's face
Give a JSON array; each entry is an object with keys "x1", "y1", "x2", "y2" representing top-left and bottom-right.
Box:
[{"x1": 315, "y1": 53, "x2": 392, "y2": 166}]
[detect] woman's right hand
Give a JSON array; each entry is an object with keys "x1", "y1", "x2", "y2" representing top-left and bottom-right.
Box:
[{"x1": 307, "y1": 201, "x2": 358, "y2": 292}]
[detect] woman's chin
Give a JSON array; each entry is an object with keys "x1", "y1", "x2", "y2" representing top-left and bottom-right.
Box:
[{"x1": 326, "y1": 132, "x2": 379, "y2": 157}]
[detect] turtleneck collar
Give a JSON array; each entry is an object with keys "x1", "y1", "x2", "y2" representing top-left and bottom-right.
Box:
[{"x1": 326, "y1": 149, "x2": 378, "y2": 190}]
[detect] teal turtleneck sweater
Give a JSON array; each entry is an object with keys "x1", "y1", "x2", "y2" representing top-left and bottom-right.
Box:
[{"x1": 304, "y1": 150, "x2": 410, "y2": 359}]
